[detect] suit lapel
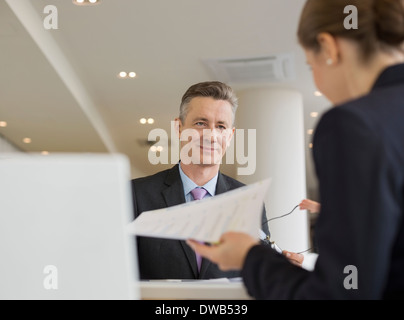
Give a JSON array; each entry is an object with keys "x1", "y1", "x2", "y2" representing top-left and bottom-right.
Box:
[
  {"x1": 161, "y1": 164, "x2": 186, "y2": 207},
  {"x1": 215, "y1": 171, "x2": 229, "y2": 195},
  {"x1": 161, "y1": 164, "x2": 199, "y2": 278}
]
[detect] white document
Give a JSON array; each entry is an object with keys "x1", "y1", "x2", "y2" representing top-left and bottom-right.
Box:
[{"x1": 127, "y1": 178, "x2": 271, "y2": 243}]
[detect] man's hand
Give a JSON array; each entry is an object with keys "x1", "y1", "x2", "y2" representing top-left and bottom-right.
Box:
[
  {"x1": 299, "y1": 199, "x2": 321, "y2": 213},
  {"x1": 282, "y1": 250, "x2": 304, "y2": 267},
  {"x1": 187, "y1": 232, "x2": 259, "y2": 271}
]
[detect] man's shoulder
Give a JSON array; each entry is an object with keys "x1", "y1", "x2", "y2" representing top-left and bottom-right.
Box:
[
  {"x1": 132, "y1": 168, "x2": 170, "y2": 183},
  {"x1": 131, "y1": 166, "x2": 178, "y2": 188},
  {"x1": 219, "y1": 172, "x2": 245, "y2": 189}
]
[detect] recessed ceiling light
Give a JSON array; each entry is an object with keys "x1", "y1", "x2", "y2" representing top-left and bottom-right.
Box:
[
  {"x1": 140, "y1": 117, "x2": 155, "y2": 124},
  {"x1": 314, "y1": 91, "x2": 323, "y2": 97},
  {"x1": 307, "y1": 129, "x2": 314, "y2": 135},
  {"x1": 73, "y1": 0, "x2": 100, "y2": 5},
  {"x1": 23, "y1": 138, "x2": 32, "y2": 144},
  {"x1": 119, "y1": 71, "x2": 127, "y2": 78},
  {"x1": 150, "y1": 145, "x2": 164, "y2": 153},
  {"x1": 309, "y1": 143, "x2": 313, "y2": 149},
  {"x1": 118, "y1": 71, "x2": 137, "y2": 79},
  {"x1": 0, "y1": 121, "x2": 7, "y2": 127},
  {"x1": 41, "y1": 151, "x2": 49, "y2": 155},
  {"x1": 310, "y1": 112, "x2": 319, "y2": 118}
]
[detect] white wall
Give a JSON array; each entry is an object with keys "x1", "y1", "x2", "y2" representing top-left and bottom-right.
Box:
[{"x1": 235, "y1": 87, "x2": 310, "y2": 253}]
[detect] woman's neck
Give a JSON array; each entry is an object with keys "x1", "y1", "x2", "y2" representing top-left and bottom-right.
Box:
[{"x1": 345, "y1": 50, "x2": 404, "y2": 100}]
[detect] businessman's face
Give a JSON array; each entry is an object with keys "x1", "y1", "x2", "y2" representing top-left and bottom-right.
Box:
[{"x1": 177, "y1": 97, "x2": 235, "y2": 167}]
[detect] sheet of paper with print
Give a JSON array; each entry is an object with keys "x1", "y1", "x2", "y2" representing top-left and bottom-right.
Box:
[{"x1": 126, "y1": 178, "x2": 271, "y2": 243}]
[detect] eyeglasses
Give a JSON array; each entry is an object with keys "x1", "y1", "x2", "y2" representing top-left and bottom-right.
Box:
[{"x1": 262, "y1": 204, "x2": 313, "y2": 254}]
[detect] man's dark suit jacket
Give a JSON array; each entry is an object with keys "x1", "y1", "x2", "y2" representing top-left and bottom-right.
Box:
[
  {"x1": 241, "y1": 63, "x2": 404, "y2": 299},
  {"x1": 132, "y1": 164, "x2": 270, "y2": 280}
]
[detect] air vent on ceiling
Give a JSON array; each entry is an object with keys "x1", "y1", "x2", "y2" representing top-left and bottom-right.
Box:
[{"x1": 202, "y1": 53, "x2": 295, "y2": 85}]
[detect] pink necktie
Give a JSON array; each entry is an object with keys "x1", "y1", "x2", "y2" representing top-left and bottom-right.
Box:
[{"x1": 190, "y1": 187, "x2": 208, "y2": 273}]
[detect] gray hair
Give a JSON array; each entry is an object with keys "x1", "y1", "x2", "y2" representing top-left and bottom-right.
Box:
[{"x1": 179, "y1": 81, "x2": 238, "y2": 126}]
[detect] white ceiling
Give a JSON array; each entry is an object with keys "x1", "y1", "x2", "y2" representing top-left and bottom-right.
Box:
[{"x1": 0, "y1": 0, "x2": 330, "y2": 196}]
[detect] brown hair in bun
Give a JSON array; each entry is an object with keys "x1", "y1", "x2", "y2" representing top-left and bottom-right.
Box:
[
  {"x1": 297, "y1": 0, "x2": 404, "y2": 61},
  {"x1": 374, "y1": 0, "x2": 404, "y2": 46}
]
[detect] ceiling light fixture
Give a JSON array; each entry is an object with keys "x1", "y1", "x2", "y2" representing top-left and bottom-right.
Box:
[
  {"x1": 314, "y1": 91, "x2": 323, "y2": 97},
  {"x1": 307, "y1": 129, "x2": 314, "y2": 135},
  {"x1": 140, "y1": 118, "x2": 155, "y2": 125},
  {"x1": 150, "y1": 146, "x2": 164, "y2": 153},
  {"x1": 310, "y1": 112, "x2": 319, "y2": 118},
  {"x1": 23, "y1": 138, "x2": 32, "y2": 144},
  {"x1": 0, "y1": 121, "x2": 7, "y2": 127},
  {"x1": 118, "y1": 71, "x2": 137, "y2": 79},
  {"x1": 73, "y1": 0, "x2": 101, "y2": 6}
]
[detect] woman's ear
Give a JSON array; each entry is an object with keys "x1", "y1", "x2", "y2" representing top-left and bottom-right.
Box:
[{"x1": 316, "y1": 32, "x2": 340, "y2": 66}]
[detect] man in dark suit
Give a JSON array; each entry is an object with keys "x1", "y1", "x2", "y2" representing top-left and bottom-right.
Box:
[{"x1": 132, "y1": 81, "x2": 270, "y2": 280}]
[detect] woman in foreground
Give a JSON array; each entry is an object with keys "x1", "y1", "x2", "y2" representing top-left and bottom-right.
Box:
[{"x1": 188, "y1": 0, "x2": 404, "y2": 299}]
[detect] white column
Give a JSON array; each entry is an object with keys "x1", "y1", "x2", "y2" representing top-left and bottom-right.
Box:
[{"x1": 235, "y1": 87, "x2": 309, "y2": 253}]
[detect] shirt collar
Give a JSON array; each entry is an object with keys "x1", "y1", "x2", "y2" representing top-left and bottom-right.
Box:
[{"x1": 178, "y1": 163, "x2": 218, "y2": 197}]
